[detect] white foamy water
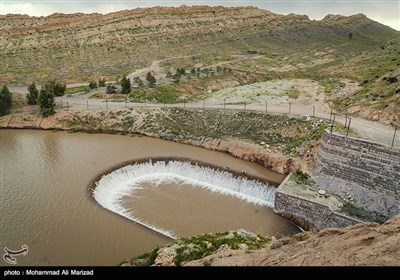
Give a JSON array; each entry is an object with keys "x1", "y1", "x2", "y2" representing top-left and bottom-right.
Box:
[{"x1": 93, "y1": 160, "x2": 276, "y2": 239}]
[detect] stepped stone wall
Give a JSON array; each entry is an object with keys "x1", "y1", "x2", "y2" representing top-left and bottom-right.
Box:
[{"x1": 312, "y1": 130, "x2": 400, "y2": 217}]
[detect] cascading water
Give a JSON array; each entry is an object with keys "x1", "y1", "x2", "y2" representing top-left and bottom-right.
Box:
[{"x1": 93, "y1": 160, "x2": 276, "y2": 239}]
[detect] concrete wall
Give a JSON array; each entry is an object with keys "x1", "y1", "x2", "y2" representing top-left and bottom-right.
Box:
[
  {"x1": 274, "y1": 190, "x2": 362, "y2": 232},
  {"x1": 312, "y1": 130, "x2": 400, "y2": 217}
]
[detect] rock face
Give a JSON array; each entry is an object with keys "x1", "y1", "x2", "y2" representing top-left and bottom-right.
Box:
[{"x1": 184, "y1": 215, "x2": 400, "y2": 266}]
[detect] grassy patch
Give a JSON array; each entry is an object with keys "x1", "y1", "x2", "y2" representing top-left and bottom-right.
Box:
[
  {"x1": 65, "y1": 85, "x2": 90, "y2": 95},
  {"x1": 293, "y1": 170, "x2": 310, "y2": 184},
  {"x1": 130, "y1": 84, "x2": 181, "y2": 103},
  {"x1": 287, "y1": 89, "x2": 300, "y2": 99},
  {"x1": 124, "y1": 231, "x2": 272, "y2": 266},
  {"x1": 123, "y1": 248, "x2": 159, "y2": 266}
]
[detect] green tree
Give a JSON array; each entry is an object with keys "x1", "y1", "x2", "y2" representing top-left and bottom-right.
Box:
[
  {"x1": 146, "y1": 72, "x2": 156, "y2": 87},
  {"x1": 38, "y1": 88, "x2": 55, "y2": 117},
  {"x1": 120, "y1": 75, "x2": 131, "y2": 94},
  {"x1": 191, "y1": 68, "x2": 196, "y2": 76},
  {"x1": 0, "y1": 85, "x2": 12, "y2": 116},
  {"x1": 26, "y1": 81, "x2": 39, "y2": 105},
  {"x1": 89, "y1": 81, "x2": 98, "y2": 89},
  {"x1": 98, "y1": 79, "x2": 106, "y2": 87},
  {"x1": 177, "y1": 68, "x2": 186, "y2": 75},
  {"x1": 106, "y1": 84, "x2": 117, "y2": 94},
  {"x1": 45, "y1": 80, "x2": 66, "y2": 97}
]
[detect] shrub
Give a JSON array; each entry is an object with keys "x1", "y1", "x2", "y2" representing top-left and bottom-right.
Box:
[
  {"x1": 26, "y1": 82, "x2": 39, "y2": 105},
  {"x1": 0, "y1": 85, "x2": 12, "y2": 116}
]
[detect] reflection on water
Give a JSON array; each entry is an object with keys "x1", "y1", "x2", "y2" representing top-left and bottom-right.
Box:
[{"x1": 0, "y1": 129, "x2": 296, "y2": 266}]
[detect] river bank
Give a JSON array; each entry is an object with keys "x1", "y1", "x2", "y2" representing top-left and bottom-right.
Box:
[{"x1": 0, "y1": 107, "x2": 330, "y2": 174}]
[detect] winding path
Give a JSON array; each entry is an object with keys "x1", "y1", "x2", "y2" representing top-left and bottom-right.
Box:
[{"x1": 7, "y1": 55, "x2": 399, "y2": 148}]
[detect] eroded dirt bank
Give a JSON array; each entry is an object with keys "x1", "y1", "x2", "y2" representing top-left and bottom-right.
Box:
[{"x1": 0, "y1": 108, "x2": 326, "y2": 174}]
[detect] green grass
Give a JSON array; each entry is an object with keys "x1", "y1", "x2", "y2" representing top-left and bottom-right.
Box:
[
  {"x1": 287, "y1": 89, "x2": 300, "y2": 99},
  {"x1": 123, "y1": 231, "x2": 272, "y2": 266},
  {"x1": 129, "y1": 84, "x2": 181, "y2": 103},
  {"x1": 293, "y1": 170, "x2": 310, "y2": 184},
  {"x1": 120, "y1": 247, "x2": 159, "y2": 266},
  {"x1": 65, "y1": 85, "x2": 90, "y2": 95}
]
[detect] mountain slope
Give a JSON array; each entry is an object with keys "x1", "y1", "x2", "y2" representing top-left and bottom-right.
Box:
[{"x1": 1, "y1": 5, "x2": 398, "y2": 85}]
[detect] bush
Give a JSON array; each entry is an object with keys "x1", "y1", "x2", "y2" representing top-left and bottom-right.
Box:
[
  {"x1": 293, "y1": 170, "x2": 309, "y2": 184},
  {"x1": 120, "y1": 75, "x2": 131, "y2": 94},
  {"x1": 26, "y1": 82, "x2": 39, "y2": 105},
  {"x1": 176, "y1": 68, "x2": 186, "y2": 75},
  {"x1": 89, "y1": 81, "x2": 98, "y2": 89},
  {"x1": 98, "y1": 79, "x2": 106, "y2": 87},
  {"x1": 0, "y1": 85, "x2": 12, "y2": 116},
  {"x1": 38, "y1": 88, "x2": 55, "y2": 117},
  {"x1": 146, "y1": 72, "x2": 156, "y2": 87},
  {"x1": 133, "y1": 77, "x2": 144, "y2": 87},
  {"x1": 44, "y1": 80, "x2": 66, "y2": 97},
  {"x1": 106, "y1": 84, "x2": 117, "y2": 94}
]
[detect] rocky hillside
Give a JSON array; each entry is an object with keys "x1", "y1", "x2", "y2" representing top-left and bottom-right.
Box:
[
  {"x1": 1, "y1": 5, "x2": 398, "y2": 84},
  {"x1": 122, "y1": 215, "x2": 400, "y2": 266}
]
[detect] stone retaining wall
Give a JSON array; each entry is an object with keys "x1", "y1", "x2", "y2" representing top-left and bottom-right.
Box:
[
  {"x1": 274, "y1": 173, "x2": 362, "y2": 231},
  {"x1": 312, "y1": 130, "x2": 399, "y2": 217},
  {"x1": 274, "y1": 190, "x2": 362, "y2": 232}
]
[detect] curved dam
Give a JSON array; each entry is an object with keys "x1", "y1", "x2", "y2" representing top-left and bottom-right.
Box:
[
  {"x1": 93, "y1": 159, "x2": 278, "y2": 239},
  {"x1": 0, "y1": 129, "x2": 299, "y2": 265}
]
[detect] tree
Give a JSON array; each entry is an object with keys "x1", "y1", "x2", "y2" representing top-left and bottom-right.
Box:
[
  {"x1": 89, "y1": 81, "x2": 98, "y2": 89},
  {"x1": 98, "y1": 79, "x2": 106, "y2": 87},
  {"x1": 45, "y1": 80, "x2": 66, "y2": 97},
  {"x1": 216, "y1": 66, "x2": 222, "y2": 73},
  {"x1": 26, "y1": 81, "x2": 39, "y2": 105},
  {"x1": 177, "y1": 68, "x2": 186, "y2": 75},
  {"x1": 146, "y1": 72, "x2": 156, "y2": 87},
  {"x1": 0, "y1": 85, "x2": 12, "y2": 116},
  {"x1": 106, "y1": 84, "x2": 117, "y2": 94},
  {"x1": 120, "y1": 75, "x2": 131, "y2": 94},
  {"x1": 191, "y1": 68, "x2": 196, "y2": 76},
  {"x1": 38, "y1": 88, "x2": 55, "y2": 117}
]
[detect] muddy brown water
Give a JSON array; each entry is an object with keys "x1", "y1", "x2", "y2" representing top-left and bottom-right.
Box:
[{"x1": 0, "y1": 129, "x2": 299, "y2": 266}]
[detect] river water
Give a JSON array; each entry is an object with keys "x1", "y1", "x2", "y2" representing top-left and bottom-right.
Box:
[{"x1": 0, "y1": 129, "x2": 299, "y2": 265}]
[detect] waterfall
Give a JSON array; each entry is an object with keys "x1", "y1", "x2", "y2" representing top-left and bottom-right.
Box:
[{"x1": 93, "y1": 160, "x2": 276, "y2": 239}]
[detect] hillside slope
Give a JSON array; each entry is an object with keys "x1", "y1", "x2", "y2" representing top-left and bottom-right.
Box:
[
  {"x1": 122, "y1": 215, "x2": 400, "y2": 266},
  {"x1": 1, "y1": 5, "x2": 398, "y2": 85}
]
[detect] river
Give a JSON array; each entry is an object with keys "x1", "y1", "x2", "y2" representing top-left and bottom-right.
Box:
[{"x1": 0, "y1": 129, "x2": 299, "y2": 265}]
